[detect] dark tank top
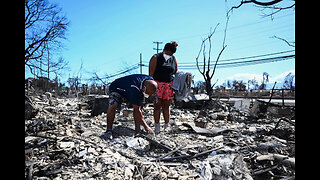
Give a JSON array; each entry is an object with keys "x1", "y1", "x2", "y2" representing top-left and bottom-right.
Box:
[{"x1": 153, "y1": 53, "x2": 176, "y2": 83}]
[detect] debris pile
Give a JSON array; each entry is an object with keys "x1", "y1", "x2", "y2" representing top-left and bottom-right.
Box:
[{"x1": 25, "y1": 93, "x2": 295, "y2": 179}]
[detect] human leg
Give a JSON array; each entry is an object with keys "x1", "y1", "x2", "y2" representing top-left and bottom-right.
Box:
[
  {"x1": 161, "y1": 99, "x2": 171, "y2": 128},
  {"x1": 153, "y1": 99, "x2": 162, "y2": 124},
  {"x1": 105, "y1": 92, "x2": 122, "y2": 139},
  {"x1": 106, "y1": 104, "x2": 117, "y2": 130},
  {"x1": 107, "y1": 92, "x2": 123, "y2": 130},
  {"x1": 153, "y1": 99, "x2": 162, "y2": 134},
  {"x1": 104, "y1": 104, "x2": 117, "y2": 139}
]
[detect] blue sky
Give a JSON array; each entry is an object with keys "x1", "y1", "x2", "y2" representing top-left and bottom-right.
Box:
[{"x1": 26, "y1": 0, "x2": 295, "y2": 89}]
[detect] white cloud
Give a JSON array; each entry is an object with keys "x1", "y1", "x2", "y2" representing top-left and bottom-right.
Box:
[
  {"x1": 271, "y1": 70, "x2": 295, "y2": 83},
  {"x1": 227, "y1": 73, "x2": 263, "y2": 82},
  {"x1": 226, "y1": 70, "x2": 295, "y2": 84}
]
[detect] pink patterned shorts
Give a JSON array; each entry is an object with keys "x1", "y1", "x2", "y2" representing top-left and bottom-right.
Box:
[{"x1": 155, "y1": 80, "x2": 174, "y2": 100}]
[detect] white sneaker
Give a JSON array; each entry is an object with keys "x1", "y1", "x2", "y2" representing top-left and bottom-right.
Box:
[{"x1": 154, "y1": 123, "x2": 160, "y2": 134}]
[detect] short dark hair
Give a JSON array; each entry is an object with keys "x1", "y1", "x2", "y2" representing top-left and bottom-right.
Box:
[{"x1": 163, "y1": 41, "x2": 178, "y2": 53}]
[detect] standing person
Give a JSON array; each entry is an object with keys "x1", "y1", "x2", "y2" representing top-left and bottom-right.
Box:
[
  {"x1": 105, "y1": 74, "x2": 158, "y2": 139},
  {"x1": 148, "y1": 41, "x2": 178, "y2": 134}
]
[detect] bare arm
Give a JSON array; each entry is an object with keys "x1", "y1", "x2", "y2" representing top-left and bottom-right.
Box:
[
  {"x1": 132, "y1": 104, "x2": 154, "y2": 134},
  {"x1": 149, "y1": 55, "x2": 157, "y2": 77},
  {"x1": 174, "y1": 57, "x2": 178, "y2": 74}
]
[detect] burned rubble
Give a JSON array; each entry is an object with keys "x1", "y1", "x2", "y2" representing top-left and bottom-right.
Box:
[{"x1": 25, "y1": 92, "x2": 295, "y2": 179}]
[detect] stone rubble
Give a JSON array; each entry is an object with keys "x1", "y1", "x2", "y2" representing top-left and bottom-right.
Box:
[{"x1": 25, "y1": 93, "x2": 295, "y2": 179}]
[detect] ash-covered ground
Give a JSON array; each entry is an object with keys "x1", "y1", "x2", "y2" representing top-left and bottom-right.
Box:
[{"x1": 25, "y1": 93, "x2": 295, "y2": 180}]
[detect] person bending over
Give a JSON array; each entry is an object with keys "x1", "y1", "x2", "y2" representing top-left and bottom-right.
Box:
[{"x1": 105, "y1": 74, "x2": 157, "y2": 139}]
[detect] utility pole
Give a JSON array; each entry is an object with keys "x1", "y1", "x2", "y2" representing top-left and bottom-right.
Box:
[
  {"x1": 153, "y1": 41, "x2": 163, "y2": 54},
  {"x1": 139, "y1": 53, "x2": 142, "y2": 74}
]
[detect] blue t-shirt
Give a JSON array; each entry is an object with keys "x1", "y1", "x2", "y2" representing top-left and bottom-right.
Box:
[{"x1": 109, "y1": 74, "x2": 153, "y2": 106}]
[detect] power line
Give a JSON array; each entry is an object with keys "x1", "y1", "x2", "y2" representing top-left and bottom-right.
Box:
[
  {"x1": 178, "y1": 54, "x2": 294, "y2": 70},
  {"x1": 177, "y1": 50, "x2": 294, "y2": 65},
  {"x1": 83, "y1": 51, "x2": 294, "y2": 84},
  {"x1": 142, "y1": 49, "x2": 294, "y2": 65},
  {"x1": 80, "y1": 14, "x2": 294, "y2": 74},
  {"x1": 141, "y1": 51, "x2": 294, "y2": 70},
  {"x1": 100, "y1": 65, "x2": 140, "y2": 80},
  {"x1": 83, "y1": 63, "x2": 140, "y2": 82}
]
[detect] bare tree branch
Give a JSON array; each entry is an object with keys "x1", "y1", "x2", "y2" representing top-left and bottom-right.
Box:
[
  {"x1": 91, "y1": 73, "x2": 107, "y2": 86},
  {"x1": 195, "y1": 23, "x2": 220, "y2": 78},
  {"x1": 227, "y1": 0, "x2": 294, "y2": 18},
  {"x1": 195, "y1": 12, "x2": 230, "y2": 99},
  {"x1": 252, "y1": 0, "x2": 283, "y2": 6},
  {"x1": 25, "y1": 0, "x2": 69, "y2": 79},
  {"x1": 196, "y1": 40, "x2": 205, "y2": 75},
  {"x1": 271, "y1": 36, "x2": 295, "y2": 47},
  {"x1": 230, "y1": 0, "x2": 283, "y2": 10},
  {"x1": 210, "y1": 13, "x2": 230, "y2": 82}
]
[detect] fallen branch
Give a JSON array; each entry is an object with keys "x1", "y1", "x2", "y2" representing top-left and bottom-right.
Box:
[
  {"x1": 137, "y1": 134, "x2": 174, "y2": 152},
  {"x1": 256, "y1": 153, "x2": 295, "y2": 169},
  {"x1": 251, "y1": 164, "x2": 278, "y2": 176},
  {"x1": 274, "y1": 117, "x2": 295, "y2": 130},
  {"x1": 153, "y1": 145, "x2": 187, "y2": 162}
]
